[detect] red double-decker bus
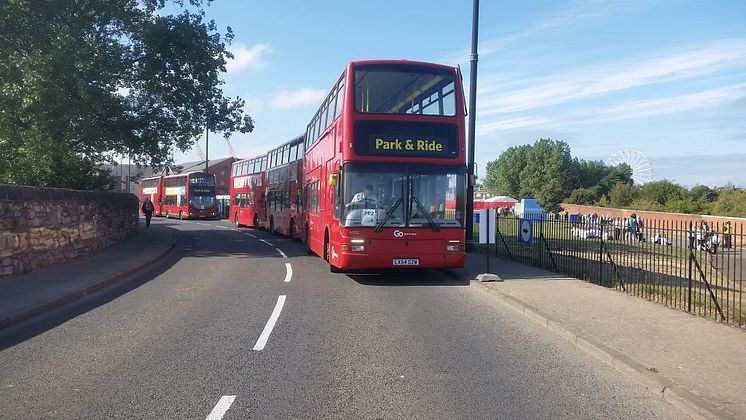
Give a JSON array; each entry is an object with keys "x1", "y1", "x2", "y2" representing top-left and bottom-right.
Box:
[
  {"x1": 303, "y1": 60, "x2": 467, "y2": 271},
  {"x1": 264, "y1": 135, "x2": 304, "y2": 238},
  {"x1": 139, "y1": 175, "x2": 164, "y2": 216},
  {"x1": 229, "y1": 155, "x2": 266, "y2": 228},
  {"x1": 162, "y1": 171, "x2": 219, "y2": 219}
]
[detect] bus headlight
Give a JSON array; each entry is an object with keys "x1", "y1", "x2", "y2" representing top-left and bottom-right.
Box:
[{"x1": 350, "y1": 239, "x2": 365, "y2": 252}]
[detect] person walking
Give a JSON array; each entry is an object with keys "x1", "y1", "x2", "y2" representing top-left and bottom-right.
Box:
[{"x1": 142, "y1": 197, "x2": 155, "y2": 229}]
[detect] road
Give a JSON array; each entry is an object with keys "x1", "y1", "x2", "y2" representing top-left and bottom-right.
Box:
[{"x1": 0, "y1": 218, "x2": 686, "y2": 419}]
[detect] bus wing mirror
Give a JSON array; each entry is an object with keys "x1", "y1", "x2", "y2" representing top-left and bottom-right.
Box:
[{"x1": 329, "y1": 173, "x2": 338, "y2": 186}]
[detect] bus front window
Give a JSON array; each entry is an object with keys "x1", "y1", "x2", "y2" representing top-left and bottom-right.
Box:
[
  {"x1": 341, "y1": 163, "x2": 465, "y2": 228},
  {"x1": 343, "y1": 163, "x2": 406, "y2": 228}
]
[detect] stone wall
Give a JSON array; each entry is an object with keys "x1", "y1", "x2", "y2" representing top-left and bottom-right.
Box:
[{"x1": 0, "y1": 185, "x2": 139, "y2": 277}]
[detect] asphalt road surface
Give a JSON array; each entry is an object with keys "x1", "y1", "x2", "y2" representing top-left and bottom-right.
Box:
[{"x1": 0, "y1": 219, "x2": 687, "y2": 419}]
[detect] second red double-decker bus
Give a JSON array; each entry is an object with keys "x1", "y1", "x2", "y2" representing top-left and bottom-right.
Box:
[
  {"x1": 264, "y1": 135, "x2": 305, "y2": 238},
  {"x1": 139, "y1": 175, "x2": 164, "y2": 216},
  {"x1": 162, "y1": 171, "x2": 219, "y2": 219},
  {"x1": 303, "y1": 60, "x2": 467, "y2": 271},
  {"x1": 230, "y1": 155, "x2": 266, "y2": 228}
]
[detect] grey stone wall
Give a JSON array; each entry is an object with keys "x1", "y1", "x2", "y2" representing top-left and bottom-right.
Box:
[{"x1": 0, "y1": 185, "x2": 139, "y2": 277}]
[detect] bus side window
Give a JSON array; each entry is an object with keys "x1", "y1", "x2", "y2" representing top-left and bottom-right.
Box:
[{"x1": 333, "y1": 171, "x2": 342, "y2": 220}]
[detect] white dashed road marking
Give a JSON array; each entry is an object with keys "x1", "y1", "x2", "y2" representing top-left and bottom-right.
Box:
[
  {"x1": 245, "y1": 233, "x2": 256, "y2": 238},
  {"x1": 253, "y1": 295, "x2": 286, "y2": 351},
  {"x1": 259, "y1": 239, "x2": 272, "y2": 246},
  {"x1": 283, "y1": 263, "x2": 293, "y2": 282},
  {"x1": 205, "y1": 395, "x2": 236, "y2": 420},
  {"x1": 275, "y1": 248, "x2": 287, "y2": 259}
]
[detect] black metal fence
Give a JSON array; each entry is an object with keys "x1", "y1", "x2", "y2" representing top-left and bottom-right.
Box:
[{"x1": 486, "y1": 213, "x2": 745, "y2": 328}]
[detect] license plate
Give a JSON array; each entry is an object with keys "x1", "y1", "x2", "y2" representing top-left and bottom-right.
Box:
[{"x1": 392, "y1": 258, "x2": 419, "y2": 266}]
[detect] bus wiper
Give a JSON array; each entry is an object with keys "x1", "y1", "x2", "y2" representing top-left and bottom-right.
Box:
[
  {"x1": 410, "y1": 193, "x2": 439, "y2": 232},
  {"x1": 373, "y1": 198, "x2": 402, "y2": 232}
]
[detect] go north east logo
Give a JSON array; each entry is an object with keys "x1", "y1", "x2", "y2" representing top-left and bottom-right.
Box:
[{"x1": 393, "y1": 230, "x2": 417, "y2": 238}]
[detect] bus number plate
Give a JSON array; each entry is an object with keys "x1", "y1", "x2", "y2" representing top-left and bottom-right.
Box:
[{"x1": 393, "y1": 258, "x2": 419, "y2": 266}]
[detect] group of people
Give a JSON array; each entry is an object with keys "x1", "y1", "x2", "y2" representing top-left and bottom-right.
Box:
[{"x1": 689, "y1": 220, "x2": 734, "y2": 255}]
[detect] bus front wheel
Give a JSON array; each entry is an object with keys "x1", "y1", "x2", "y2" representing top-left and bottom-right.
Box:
[
  {"x1": 325, "y1": 231, "x2": 342, "y2": 273},
  {"x1": 234, "y1": 213, "x2": 240, "y2": 227},
  {"x1": 253, "y1": 214, "x2": 259, "y2": 229},
  {"x1": 288, "y1": 220, "x2": 295, "y2": 240}
]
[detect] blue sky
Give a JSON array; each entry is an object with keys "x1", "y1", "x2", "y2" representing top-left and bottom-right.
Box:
[{"x1": 176, "y1": 0, "x2": 746, "y2": 187}]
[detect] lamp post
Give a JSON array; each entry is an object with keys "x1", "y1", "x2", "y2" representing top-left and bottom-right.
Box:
[
  {"x1": 465, "y1": 0, "x2": 480, "y2": 244},
  {"x1": 205, "y1": 113, "x2": 210, "y2": 173}
]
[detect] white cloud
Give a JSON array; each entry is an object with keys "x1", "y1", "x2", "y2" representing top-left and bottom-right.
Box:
[
  {"x1": 269, "y1": 88, "x2": 327, "y2": 110},
  {"x1": 226, "y1": 43, "x2": 270, "y2": 74},
  {"x1": 477, "y1": 83, "x2": 746, "y2": 135},
  {"x1": 478, "y1": 40, "x2": 746, "y2": 115}
]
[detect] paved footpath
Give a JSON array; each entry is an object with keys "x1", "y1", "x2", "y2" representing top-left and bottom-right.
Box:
[
  {"x1": 455, "y1": 252, "x2": 746, "y2": 419},
  {"x1": 0, "y1": 219, "x2": 177, "y2": 329}
]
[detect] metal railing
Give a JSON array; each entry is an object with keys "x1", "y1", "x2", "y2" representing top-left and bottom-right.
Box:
[{"x1": 485, "y1": 213, "x2": 745, "y2": 328}]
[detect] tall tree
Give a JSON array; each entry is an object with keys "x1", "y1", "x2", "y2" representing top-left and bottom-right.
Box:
[
  {"x1": 519, "y1": 139, "x2": 574, "y2": 211},
  {"x1": 483, "y1": 144, "x2": 530, "y2": 198},
  {"x1": 0, "y1": 0, "x2": 253, "y2": 189}
]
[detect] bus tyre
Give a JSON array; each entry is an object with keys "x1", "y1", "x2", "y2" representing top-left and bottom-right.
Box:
[
  {"x1": 324, "y1": 232, "x2": 342, "y2": 273},
  {"x1": 253, "y1": 214, "x2": 259, "y2": 229},
  {"x1": 234, "y1": 213, "x2": 240, "y2": 227},
  {"x1": 288, "y1": 220, "x2": 295, "y2": 240},
  {"x1": 179, "y1": 211, "x2": 183, "y2": 220},
  {"x1": 270, "y1": 218, "x2": 276, "y2": 236}
]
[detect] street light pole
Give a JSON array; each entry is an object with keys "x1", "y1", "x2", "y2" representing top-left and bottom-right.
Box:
[
  {"x1": 205, "y1": 114, "x2": 210, "y2": 173},
  {"x1": 466, "y1": 0, "x2": 480, "y2": 244}
]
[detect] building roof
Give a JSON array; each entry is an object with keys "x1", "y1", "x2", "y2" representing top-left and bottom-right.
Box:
[{"x1": 176, "y1": 157, "x2": 237, "y2": 173}]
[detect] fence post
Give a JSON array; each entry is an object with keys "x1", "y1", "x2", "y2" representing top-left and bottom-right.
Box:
[
  {"x1": 599, "y1": 223, "x2": 604, "y2": 286},
  {"x1": 688, "y1": 220, "x2": 693, "y2": 313}
]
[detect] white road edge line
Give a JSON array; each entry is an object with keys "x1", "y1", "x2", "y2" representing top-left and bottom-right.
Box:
[
  {"x1": 217, "y1": 225, "x2": 228, "y2": 229},
  {"x1": 205, "y1": 395, "x2": 236, "y2": 420},
  {"x1": 284, "y1": 263, "x2": 293, "y2": 282},
  {"x1": 253, "y1": 295, "x2": 286, "y2": 351},
  {"x1": 275, "y1": 248, "x2": 288, "y2": 259}
]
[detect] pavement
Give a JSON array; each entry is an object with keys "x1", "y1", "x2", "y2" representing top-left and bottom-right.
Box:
[
  {"x1": 1, "y1": 219, "x2": 744, "y2": 419},
  {"x1": 0, "y1": 219, "x2": 177, "y2": 329},
  {"x1": 456, "y1": 251, "x2": 746, "y2": 420}
]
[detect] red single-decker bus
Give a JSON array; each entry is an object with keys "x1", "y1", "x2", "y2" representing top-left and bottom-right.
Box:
[{"x1": 303, "y1": 60, "x2": 467, "y2": 271}]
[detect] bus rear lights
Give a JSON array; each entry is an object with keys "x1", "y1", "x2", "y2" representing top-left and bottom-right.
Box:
[{"x1": 447, "y1": 240, "x2": 460, "y2": 252}]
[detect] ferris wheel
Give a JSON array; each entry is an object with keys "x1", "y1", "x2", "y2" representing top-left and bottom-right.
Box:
[{"x1": 606, "y1": 149, "x2": 653, "y2": 184}]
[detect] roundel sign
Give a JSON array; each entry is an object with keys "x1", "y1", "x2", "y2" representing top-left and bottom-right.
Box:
[{"x1": 520, "y1": 219, "x2": 533, "y2": 245}]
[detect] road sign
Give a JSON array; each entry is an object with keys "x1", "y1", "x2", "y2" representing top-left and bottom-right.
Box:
[{"x1": 520, "y1": 218, "x2": 533, "y2": 245}]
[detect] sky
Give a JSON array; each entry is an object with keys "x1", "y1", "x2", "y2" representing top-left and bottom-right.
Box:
[{"x1": 175, "y1": 0, "x2": 746, "y2": 188}]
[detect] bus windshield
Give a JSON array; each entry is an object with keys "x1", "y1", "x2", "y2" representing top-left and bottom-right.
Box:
[
  {"x1": 189, "y1": 194, "x2": 216, "y2": 210},
  {"x1": 342, "y1": 163, "x2": 465, "y2": 228},
  {"x1": 354, "y1": 64, "x2": 456, "y2": 116}
]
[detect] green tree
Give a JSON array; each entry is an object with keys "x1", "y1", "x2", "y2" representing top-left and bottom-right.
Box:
[
  {"x1": 0, "y1": 0, "x2": 253, "y2": 189},
  {"x1": 567, "y1": 187, "x2": 602, "y2": 205},
  {"x1": 606, "y1": 182, "x2": 639, "y2": 208},
  {"x1": 710, "y1": 185, "x2": 746, "y2": 217},
  {"x1": 483, "y1": 144, "x2": 530, "y2": 198},
  {"x1": 519, "y1": 138, "x2": 574, "y2": 212},
  {"x1": 638, "y1": 180, "x2": 687, "y2": 207}
]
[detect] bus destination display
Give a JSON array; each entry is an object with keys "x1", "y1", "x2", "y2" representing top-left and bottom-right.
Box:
[{"x1": 366, "y1": 134, "x2": 455, "y2": 158}]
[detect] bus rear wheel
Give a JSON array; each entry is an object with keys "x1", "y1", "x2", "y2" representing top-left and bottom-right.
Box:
[
  {"x1": 269, "y1": 217, "x2": 276, "y2": 236},
  {"x1": 179, "y1": 211, "x2": 183, "y2": 220},
  {"x1": 305, "y1": 224, "x2": 313, "y2": 255},
  {"x1": 288, "y1": 220, "x2": 295, "y2": 240},
  {"x1": 234, "y1": 213, "x2": 240, "y2": 227},
  {"x1": 253, "y1": 214, "x2": 259, "y2": 229}
]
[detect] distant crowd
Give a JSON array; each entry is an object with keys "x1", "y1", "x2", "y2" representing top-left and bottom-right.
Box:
[{"x1": 559, "y1": 211, "x2": 735, "y2": 255}]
